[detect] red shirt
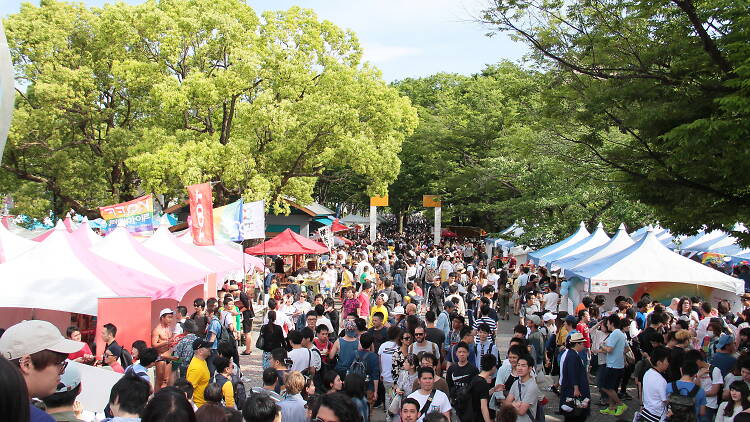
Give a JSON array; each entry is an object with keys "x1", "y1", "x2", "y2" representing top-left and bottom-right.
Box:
[
  {"x1": 67, "y1": 343, "x2": 92, "y2": 361},
  {"x1": 576, "y1": 322, "x2": 591, "y2": 348},
  {"x1": 357, "y1": 292, "x2": 370, "y2": 317},
  {"x1": 313, "y1": 338, "x2": 333, "y2": 363}
]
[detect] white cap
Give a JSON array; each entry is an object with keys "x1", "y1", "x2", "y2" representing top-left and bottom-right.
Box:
[
  {"x1": 392, "y1": 306, "x2": 405, "y2": 316},
  {"x1": 159, "y1": 308, "x2": 174, "y2": 318},
  {"x1": 0, "y1": 320, "x2": 82, "y2": 360},
  {"x1": 543, "y1": 312, "x2": 556, "y2": 322}
]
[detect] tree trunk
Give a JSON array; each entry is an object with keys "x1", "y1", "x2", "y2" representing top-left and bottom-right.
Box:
[{"x1": 398, "y1": 212, "x2": 404, "y2": 234}]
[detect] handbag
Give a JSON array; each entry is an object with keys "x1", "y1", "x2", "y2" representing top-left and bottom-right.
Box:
[
  {"x1": 388, "y1": 393, "x2": 402, "y2": 415},
  {"x1": 624, "y1": 345, "x2": 636, "y2": 366},
  {"x1": 255, "y1": 325, "x2": 266, "y2": 350}
]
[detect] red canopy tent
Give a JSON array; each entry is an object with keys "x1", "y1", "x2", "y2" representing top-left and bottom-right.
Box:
[
  {"x1": 331, "y1": 218, "x2": 350, "y2": 233},
  {"x1": 441, "y1": 229, "x2": 458, "y2": 238},
  {"x1": 336, "y1": 236, "x2": 354, "y2": 246},
  {"x1": 245, "y1": 228, "x2": 329, "y2": 255}
]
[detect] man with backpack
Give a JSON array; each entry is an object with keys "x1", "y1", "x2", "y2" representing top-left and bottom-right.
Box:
[
  {"x1": 349, "y1": 332, "x2": 380, "y2": 403},
  {"x1": 447, "y1": 341, "x2": 480, "y2": 418},
  {"x1": 665, "y1": 360, "x2": 707, "y2": 422}
]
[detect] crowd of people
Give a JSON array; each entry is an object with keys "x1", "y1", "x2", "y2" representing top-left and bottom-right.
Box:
[{"x1": 3, "y1": 218, "x2": 750, "y2": 422}]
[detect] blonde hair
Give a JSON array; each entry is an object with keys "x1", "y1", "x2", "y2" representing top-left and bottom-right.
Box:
[
  {"x1": 675, "y1": 329, "x2": 692, "y2": 343},
  {"x1": 285, "y1": 371, "x2": 306, "y2": 395}
]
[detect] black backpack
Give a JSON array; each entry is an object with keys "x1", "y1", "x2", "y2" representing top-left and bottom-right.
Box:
[
  {"x1": 215, "y1": 373, "x2": 247, "y2": 410},
  {"x1": 450, "y1": 377, "x2": 474, "y2": 416},
  {"x1": 667, "y1": 381, "x2": 700, "y2": 422}
]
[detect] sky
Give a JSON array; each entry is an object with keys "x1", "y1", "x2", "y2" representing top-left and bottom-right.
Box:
[{"x1": 1, "y1": 0, "x2": 527, "y2": 82}]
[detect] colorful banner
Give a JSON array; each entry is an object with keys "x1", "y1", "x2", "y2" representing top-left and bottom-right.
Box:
[
  {"x1": 240, "y1": 200, "x2": 265, "y2": 240},
  {"x1": 187, "y1": 183, "x2": 214, "y2": 246},
  {"x1": 213, "y1": 199, "x2": 243, "y2": 242},
  {"x1": 98, "y1": 194, "x2": 154, "y2": 233},
  {"x1": 702, "y1": 252, "x2": 725, "y2": 265}
]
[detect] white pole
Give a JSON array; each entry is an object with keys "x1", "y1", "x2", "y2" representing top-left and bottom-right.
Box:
[
  {"x1": 434, "y1": 206, "x2": 441, "y2": 245},
  {"x1": 369, "y1": 205, "x2": 377, "y2": 242}
]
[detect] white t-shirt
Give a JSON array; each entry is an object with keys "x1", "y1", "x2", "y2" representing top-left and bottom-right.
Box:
[
  {"x1": 542, "y1": 292, "x2": 559, "y2": 313},
  {"x1": 642, "y1": 368, "x2": 668, "y2": 421},
  {"x1": 288, "y1": 347, "x2": 321, "y2": 372},
  {"x1": 408, "y1": 389, "x2": 452, "y2": 422},
  {"x1": 378, "y1": 341, "x2": 399, "y2": 383},
  {"x1": 700, "y1": 365, "x2": 724, "y2": 409}
]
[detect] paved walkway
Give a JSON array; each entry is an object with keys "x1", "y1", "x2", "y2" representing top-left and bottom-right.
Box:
[{"x1": 238, "y1": 308, "x2": 642, "y2": 421}]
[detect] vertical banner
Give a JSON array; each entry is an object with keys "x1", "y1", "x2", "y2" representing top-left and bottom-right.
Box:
[
  {"x1": 98, "y1": 195, "x2": 155, "y2": 233},
  {"x1": 187, "y1": 183, "x2": 214, "y2": 246},
  {"x1": 369, "y1": 196, "x2": 388, "y2": 243},
  {"x1": 213, "y1": 199, "x2": 243, "y2": 242},
  {"x1": 434, "y1": 206, "x2": 442, "y2": 245},
  {"x1": 0, "y1": 20, "x2": 14, "y2": 161},
  {"x1": 318, "y1": 226, "x2": 333, "y2": 252},
  {"x1": 240, "y1": 200, "x2": 265, "y2": 240}
]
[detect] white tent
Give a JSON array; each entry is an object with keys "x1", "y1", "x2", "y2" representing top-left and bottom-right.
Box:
[
  {"x1": 91, "y1": 227, "x2": 210, "y2": 300},
  {"x1": 70, "y1": 217, "x2": 102, "y2": 248},
  {"x1": 629, "y1": 225, "x2": 652, "y2": 240},
  {"x1": 0, "y1": 221, "x2": 37, "y2": 263},
  {"x1": 529, "y1": 222, "x2": 590, "y2": 265},
  {"x1": 556, "y1": 223, "x2": 634, "y2": 275},
  {"x1": 544, "y1": 222, "x2": 611, "y2": 265},
  {"x1": 567, "y1": 230, "x2": 744, "y2": 294},
  {"x1": 142, "y1": 225, "x2": 238, "y2": 274},
  {"x1": 0, "y1": 228, "x2": 169, "y2": 315},
  {"x1": 679, "y1": 229, "x2": 725, "y2": 250},
  {"x1": 684, "y1": 232, "x2": 737, "y2": 252}
]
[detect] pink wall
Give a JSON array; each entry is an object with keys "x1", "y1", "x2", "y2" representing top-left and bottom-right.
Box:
[{"x1": 95, "y1": 297, "x2": 152, "y2": 359}]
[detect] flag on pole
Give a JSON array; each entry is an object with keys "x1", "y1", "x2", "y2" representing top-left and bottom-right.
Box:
[
  {"x1": 187, "y1": 183, "x2": 214, "y2": 246},
  {"x1": 240, "y1": 200, "x2": 265, "y2": 240}
]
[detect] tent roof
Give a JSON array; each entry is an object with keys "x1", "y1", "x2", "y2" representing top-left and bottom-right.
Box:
[
  {"x1": 340, "y1": 214, "x2": 370, "y2": 225},
  {"x1": 91, "y1": 227, "x2": 211, "y2": 300},
  {"x1": 177, "y1": 232, "x2": 265, "y2": 272},
  {"x1": 500, "y1": 223, "x2": 525, "y2": 237},
  {"x1": 684, "y1": 232, "x2": 737, "y2": 252},
  {"x1": 142, "y1": 225, "x2": 238, "y2": 273},
  {"x1": 529, "y1": 222, "x2": 590, "y2": 264},
  {"x1": 679, "y1": 229, "x2": 725, "y2": 250},
  {"x1": 568, "y1": 231, "x2": 744, "y2": 294},
  {"x1": 544, "y1": 223, "x2": 611, "y2": 264},
  {"x1": 331, "y1": 218, "x2": 350, "y2": 233},
  {"x1": 0, "y1": 222, "x2": 37, "y2": 263},
  {"x1": 70, "y1": 218, "x2": 102, "y2": 248},
  {"x1": 557, "y1": 224, "x2": 634, "y2": 275},
  {"x1": 245, "y1": 228, "x2": 328, "y2": 255},
  {"x1": 0, "y1": 229, "x2": 175, "y2": 315}
]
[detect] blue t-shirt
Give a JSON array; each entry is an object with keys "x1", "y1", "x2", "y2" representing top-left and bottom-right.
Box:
[
  {"x1": 635, "y1": 312, "x2": 646, "y2": 330},
  {"x1": 356, "y1": 350, "x2": 381, "y2": 391},
  {"x1": 31, "y1": 404, "x2": 54, "y2": 422},
  {"x1": 710, "y1": 351, "x2": 737, "y2": 377},
  {"x1": 605, "y1": 329, "x2": 627, "y2": 369},
  {"x1": 206, "y1": 316, "x2": 222, "y2": 350},
  {"x1": 665, "y1": 380, "x2": 706, "y2": 418},
  {"x1": 124, "y1": 363, "x2": 151, "y2": 383}
]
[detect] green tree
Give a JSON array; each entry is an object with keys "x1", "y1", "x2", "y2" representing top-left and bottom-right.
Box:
[
  {"x1": 481, "y1": 0, "x2": 750, "y2": 242},
  {"x1": 2, "y1": 0, "x2": 417, "y2": 218},
  {"x1": 392, "y1": 62, "x2": 654, "y2": 245}
]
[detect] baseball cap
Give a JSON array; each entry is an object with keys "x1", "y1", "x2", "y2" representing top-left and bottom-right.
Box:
[
  {"x1": 717, "y1": 334, "x2": 734, "y2": 350},
  {"x1": 443, "y1": 300, "x2": 456, "y2": 309},
  {"x1": 392, "y1": 306, "x2": 405, "y2": 316},
  {"x1": 543, "y1": 312, "x2": 556, "y2": 322},
  {"x1": 527, "y1": 315, "x2": 542, "y2": 326},
  {"x1": 192, "y1": 338, "x2": 212, "y2": 351},
  {"x1": 159, "y1": 308, "x2": 174, "y2": 318},
  {"x1": 565, "y1": 315, "x2": 578, "y2": 324},
  {"x1": 0, "y1": 320, "x2": 82, "y2": 360},
  {"x1": 56, "y1": 363, "x2": 82, "y2": 393},
  {"x1": 568, "y1": 332, "x2": 585, "y2": 343}
]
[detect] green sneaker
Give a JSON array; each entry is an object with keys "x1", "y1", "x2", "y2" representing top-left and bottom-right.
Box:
[
  {"x1": 600, "y1": 408, "x2": 614, "y2": 415},
  {"x1": 613, "y1": 403, "x2": 628, "y2": 416}
]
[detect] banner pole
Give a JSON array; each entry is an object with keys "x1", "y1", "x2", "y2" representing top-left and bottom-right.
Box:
[{"x1": 434, "y1": 206, "x2": 441, "y2": 245}]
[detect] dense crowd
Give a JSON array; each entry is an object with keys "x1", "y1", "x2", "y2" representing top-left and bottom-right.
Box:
[{"x1": 3, "y1": 218, "x2": 750, "y2": 422}]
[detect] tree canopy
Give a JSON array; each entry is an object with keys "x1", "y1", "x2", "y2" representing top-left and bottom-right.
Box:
[
  {"x1": 480, "y1": 0, "x2": 750, "y2": 242},
  {"x1": 1, "y1": 0, "x2": 417, "y2": 218}
]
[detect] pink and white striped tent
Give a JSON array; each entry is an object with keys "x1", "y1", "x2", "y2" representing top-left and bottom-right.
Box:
[
  {"x1": 0, "y1": 221, "x2": 36, "y2": 263},
  {"x1": 0, "y1": 227, "x2": 180, "y2": 315},
  {"x1": 91, "y1": 227, "x2": 211, "y2": 300}
]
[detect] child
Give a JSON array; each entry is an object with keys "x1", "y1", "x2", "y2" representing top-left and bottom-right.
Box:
[
  {"x1": 269, "y1": 277, "x2": 280, "y2": 302},
  {"x1": 313, "y1": 325, "x2": 333, "y2": 364},
  {"x1": 475, "y1": 324, "x2": 499, "y2": 368},
  {"x1": 394, "y1": 353, "x2": 419, "y2": 398},
  {"x1": 341, "y1": 288, "x2": 360, "y2": 318}
]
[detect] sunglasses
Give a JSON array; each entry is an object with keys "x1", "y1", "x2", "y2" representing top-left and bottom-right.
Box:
[
  {"x1": 414, "y1": 333, "x2": 425, "y2": 336},
  {"x1": 403, "y1": 336, "x2": 412, "y2": 341},
  {"x1": 56, "y1": 360, "x2": 69, "y2": 374}
]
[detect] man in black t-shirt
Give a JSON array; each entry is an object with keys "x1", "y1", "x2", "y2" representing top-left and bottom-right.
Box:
[
  {"x1": 446, "y1": 341, "x2": 479, "y2": 419},
  {"x1": 465, "y1": 354, "x2": 498, "y2": 422}
]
